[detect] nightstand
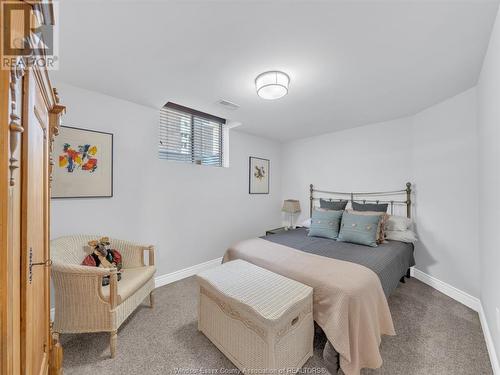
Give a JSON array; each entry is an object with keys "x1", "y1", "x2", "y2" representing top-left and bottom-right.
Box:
[{"x1": 265, "y1": 227, "x2": 299, "y2": 235}]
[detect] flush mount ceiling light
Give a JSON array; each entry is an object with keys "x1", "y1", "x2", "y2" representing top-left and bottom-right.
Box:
[{"x1": 255, "y1": 71, "x2": 290, "y2": 100}]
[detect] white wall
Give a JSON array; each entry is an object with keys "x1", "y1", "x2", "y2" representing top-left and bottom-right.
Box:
[
  {"x1": 51, "y1": 82, "x2": 283, "y2": 277},
  {"x1": 281, "y1": 116, "x2": 413, "y2": 217},
  {"x1": 282, "y1": 88, "x2": 480, "y2": 297},
  {"x1": 477, "y1": 4, "x2": 500, "y2": 363},
  {"x1": 412, "y1": 89, "x2": 479, "y2": 297}
]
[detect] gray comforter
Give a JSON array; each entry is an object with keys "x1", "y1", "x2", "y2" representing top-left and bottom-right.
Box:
[
  {"x1": 262, "y1": 227, "x2": 415, "y2": 297},
  {"x1": 261, "y1": 227, "x2": 415, "y2": 374}
]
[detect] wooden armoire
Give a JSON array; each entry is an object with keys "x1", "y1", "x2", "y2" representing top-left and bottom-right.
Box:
[{"x1": 0, "y1": 1, "x2": 65, "y2": 374}]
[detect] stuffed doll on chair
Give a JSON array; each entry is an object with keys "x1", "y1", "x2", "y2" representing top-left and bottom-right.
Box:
[{"x1": 82, "y1": 237, "x2": 123, "y2": 286}]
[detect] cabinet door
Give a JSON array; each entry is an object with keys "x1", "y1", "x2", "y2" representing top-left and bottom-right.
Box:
[
  {"x1": 1, "y1": 63, "x2": 24, "y2": 375},
  {"x1": 21, "y1": 69, "x2": 50, "y2": 375}
]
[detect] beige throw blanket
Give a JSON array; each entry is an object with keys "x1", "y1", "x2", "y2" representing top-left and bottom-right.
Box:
[{"x1": 223, "y1": 238, "x2": 395, "y2": 375}]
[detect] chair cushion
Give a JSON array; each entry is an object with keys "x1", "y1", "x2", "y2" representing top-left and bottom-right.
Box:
[{"x1": 101, "y1": 266, "x2": 156, "y2": 304}]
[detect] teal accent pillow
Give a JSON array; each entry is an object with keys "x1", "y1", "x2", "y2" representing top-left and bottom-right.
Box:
[
  {"x1": 308, "y1": 209, "x2": 343, "y2": 240},
  {"x1": 338, "y1": 212, "x2": 381, "y2": 247}
]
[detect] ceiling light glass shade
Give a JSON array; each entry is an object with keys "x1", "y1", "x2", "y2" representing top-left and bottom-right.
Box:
[{"x1": 255, "y1": 71, "x2": 290, "y2": 100}]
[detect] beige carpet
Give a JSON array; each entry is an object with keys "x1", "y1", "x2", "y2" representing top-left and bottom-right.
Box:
[{"x1": 60, "y1": 276, "x2": 492, "y2": 375}]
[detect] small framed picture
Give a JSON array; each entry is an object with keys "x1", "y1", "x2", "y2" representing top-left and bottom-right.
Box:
[
  {"x1": 52, "y1": 126, "x2": 113, "y2": 198},
  {"x1": 249, "y1": 157, "x2": 270, "y2": 194}
]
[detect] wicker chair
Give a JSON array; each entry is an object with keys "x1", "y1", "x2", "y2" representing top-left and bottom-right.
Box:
[{"x1": 51, "y1": 235, "x2": 156, "y2": 358}]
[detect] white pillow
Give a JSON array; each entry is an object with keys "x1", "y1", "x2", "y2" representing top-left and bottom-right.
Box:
[
  {"x1": 385, "y1": 230, "x2": 417, "y2": 243},
  {"x1": 300, "y1": 218, "x2": 312, "y2": 228},
  {"x1": 385, "y1": 215, "x2": 412, "y2": 231}
]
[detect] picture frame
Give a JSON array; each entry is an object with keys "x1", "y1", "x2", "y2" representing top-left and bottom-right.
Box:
[
  {"x1": 249, "y1": 156, "x2": 270, "y2": 194},
  {"x1": 51, "y1": 126, "x2": 113, "y2": 198}
]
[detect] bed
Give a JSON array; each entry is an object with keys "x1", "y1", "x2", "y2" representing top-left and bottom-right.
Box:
[
  {"x1": 223, "y1": 183, "x2": 415, "y2": 375},
  {"x1": 262, "y1": 227, "x2": 414, "y2": 298}
]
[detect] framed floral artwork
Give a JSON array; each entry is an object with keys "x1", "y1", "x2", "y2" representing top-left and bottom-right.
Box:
[
  {"x1": 249, "y1": 156, "x2": 270, "y2": 194},
  {"x1": 52, "y1": 126, "x2": 113, "y2": 198}
]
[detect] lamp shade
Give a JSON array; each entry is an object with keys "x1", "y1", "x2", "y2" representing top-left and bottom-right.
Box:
[
  {"x1": 255, "y1": 71, "x2": 290, "y2": 100},
  {"x1": 282, "y1": 199, "x2": 301, "y2": 214}
]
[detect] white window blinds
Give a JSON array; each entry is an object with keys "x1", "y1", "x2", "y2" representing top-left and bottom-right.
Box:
[{"x1": 159, "y1": 102, "x2": 225, "y2": 167}]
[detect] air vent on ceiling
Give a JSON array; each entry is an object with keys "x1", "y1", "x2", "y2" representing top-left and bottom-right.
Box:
[{"x1": 217, "y1": 99, "x2": 240, "y2": 110}]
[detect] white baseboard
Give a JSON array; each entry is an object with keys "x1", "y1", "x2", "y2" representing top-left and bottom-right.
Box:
[
  {"x1": 411, "y1": 267, "x2": 498, "y2": 374},
  {"x1": 154, "y1": 257, "x2": 223, "y2": 289},
  {"x1": 479, "y1": 305, "x2": 500, "y2": 375},
  {"x1": 410, "y1": 267, "x2": 480, "y2": 311}
]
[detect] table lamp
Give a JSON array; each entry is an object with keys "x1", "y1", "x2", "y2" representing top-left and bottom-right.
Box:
[{"x1": 282, "y1": 199, "x2": 301, "y2": 230}]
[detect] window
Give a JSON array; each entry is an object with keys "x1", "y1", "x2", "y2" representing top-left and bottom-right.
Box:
[{"x1": 159, "y1": 102, "x2": 225, "y2": 167}]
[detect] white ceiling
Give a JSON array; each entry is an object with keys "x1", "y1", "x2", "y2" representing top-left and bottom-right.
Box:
[{"x1": 54, "y1": 0, "x2": 499, "y2": 142}]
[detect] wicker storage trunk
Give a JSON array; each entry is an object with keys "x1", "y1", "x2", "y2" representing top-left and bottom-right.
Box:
[{"x1": 196, "y1": 260, "x2": 313, "y2": 373}]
